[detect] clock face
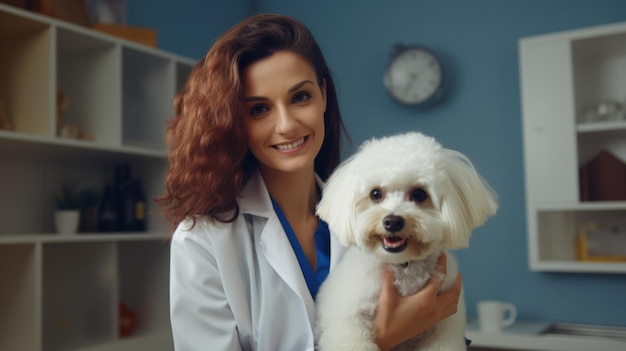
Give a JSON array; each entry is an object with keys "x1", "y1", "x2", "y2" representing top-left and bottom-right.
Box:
[{"x1": 384, "y1": 46, "x2": 443, "y2": 106}]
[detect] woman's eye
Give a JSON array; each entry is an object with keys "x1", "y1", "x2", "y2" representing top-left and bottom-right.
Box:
[
  {"x1": 370, "y1": 188, "x2": 383, "y2": 201},
  {"x1": 250, "y1": 104, "x2": 269, "y2": 116},
  {"x1": 411, "y1": 188, "x2": 428, "y2": 203},
  {"x1": 293, "y1": 92, "x2": 311, "y2": 103}
]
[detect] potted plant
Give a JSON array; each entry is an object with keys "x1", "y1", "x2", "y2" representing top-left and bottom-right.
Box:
[{"x1": 54, "y1": 184, "x2": 81, "y2": 235}]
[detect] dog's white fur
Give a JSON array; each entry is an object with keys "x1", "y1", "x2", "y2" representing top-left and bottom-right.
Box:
[{"x1": 315, "y1": 132, "x2": 498, "y2": 351}]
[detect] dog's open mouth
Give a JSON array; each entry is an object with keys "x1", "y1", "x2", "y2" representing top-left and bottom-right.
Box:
[{"x1": 382, "y1": 236, "x2": 408, "y2": 253}]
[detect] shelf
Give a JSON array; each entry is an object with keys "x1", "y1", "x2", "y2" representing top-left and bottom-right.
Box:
[
  {"x1": 521, "y1": 21, "x2": 626, "y2": 273},
  {"x1": 70, "y1": 332, "x2": 173, "y2": 351},
  {"x1": 0, "y1": 3, "x2": 189, "y2": 349},
  {"x1": 536, "y1": 201, "x2": 626, "y2": 211},
  {"x1": 530, "y1": 260, "x2": 626, "y2": 273},
  {"x1": 0, "y1": 130, "x2": 166, "y2": 161},
  {"x1": 0, "y1": 232, "x2": 170, "y2": 244},
  {"x1": 577, "y1": 120, "x2": 626, "y2": 133}
]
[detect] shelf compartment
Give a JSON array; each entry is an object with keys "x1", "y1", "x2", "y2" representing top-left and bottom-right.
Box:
[
  {"x1": 0, "y1": 155, "x2": 49, "y2": 235},
  {"x1": 0, "y1": 10, "x2": 52, "y2": 136},
  {"x1": 0, "y1": 154, "x2": 114, "y2": 235},
  {"x1": 57, "y1": 27, "x2": 122, "y2": 147},
  {"x1": 572, "y1": 32, "x2": 626, "y2": 113},
  {"x1": 536, "y1": 207, "x2": 626, "y2": 272},
  {"x1": 118, "y1": 241, "x2": 170, "y2": 338},
  {"x1": 572, "y1": 31, "x2": 626, "y2": 170},
  {"x1": 42, "y1": 242, "x2": 118, "y2": 351},
  {"x1": 0, "y1": 244, "x2": 39, "y2": 351},
  {"x1": 577, "y1": 123, "x2": 626, "y2": 166},
  {"x1": 129, "y1": 157, "x2": 168, "y2": 232},
  {"x1": 122, "y1": 47, "x2": 175, "y2": 151},
  {"x1": 0, "y1": 148, "x2": 166, "y2": 236}
]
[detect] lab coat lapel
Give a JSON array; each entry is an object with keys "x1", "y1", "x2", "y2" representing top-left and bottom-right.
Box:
[
  {"x1": 240, "y1": 171, "x2": 316, "y2": 324},
  {"x1": 260, "y1": 218, "x2": 316, "y2": 323}
]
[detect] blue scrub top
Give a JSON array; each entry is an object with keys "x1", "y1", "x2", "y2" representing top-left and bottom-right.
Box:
[{"x1": 271, "y1": 199, "x2": 330, "y2": 300}]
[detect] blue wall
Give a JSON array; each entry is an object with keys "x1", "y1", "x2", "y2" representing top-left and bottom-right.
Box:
[
  {"x1": 129, "y1": 0, "x2": 626, "y2": 327},
  {"x1": 126, "y1": 0, "x2": 253, "y2": 59}
]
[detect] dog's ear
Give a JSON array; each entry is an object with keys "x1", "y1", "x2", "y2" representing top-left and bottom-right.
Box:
[
  {"x1": 316, "y1": 155, "x2": 359, "y2": 247},
  {"x1": 439, "y1": 149, "x2": 498, "y2": 249}
]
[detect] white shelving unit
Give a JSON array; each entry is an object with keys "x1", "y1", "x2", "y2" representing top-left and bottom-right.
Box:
[
  {"x1": 0, "y1": 4, "x2": 195, "y2": 351},
  {"x1": 519, "y1": 22, "x2": 626, "y2": 273}
]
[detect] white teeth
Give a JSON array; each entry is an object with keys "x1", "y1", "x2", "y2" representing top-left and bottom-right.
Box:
[{"x1": 275, "y1": 137, "x2": 305, "y2": 150}]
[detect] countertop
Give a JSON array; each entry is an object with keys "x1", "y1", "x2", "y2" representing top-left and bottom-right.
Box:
[{"x1": 465, "y1": 320, "x2": 626, "y2": 351}]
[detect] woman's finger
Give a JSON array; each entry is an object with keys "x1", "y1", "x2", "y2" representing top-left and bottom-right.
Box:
[{"x1": 379, "y1": 264, "x2": 399, "y2": 301}]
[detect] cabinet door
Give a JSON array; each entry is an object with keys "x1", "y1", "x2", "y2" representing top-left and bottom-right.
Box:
[{"x1": 520, "y1": 38, "x2": 579, "y2": 204}]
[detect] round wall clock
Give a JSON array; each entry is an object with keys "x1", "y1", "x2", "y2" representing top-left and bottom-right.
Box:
[{"x1": 384, "y1": 45, "x2": 444, "y2": 108}]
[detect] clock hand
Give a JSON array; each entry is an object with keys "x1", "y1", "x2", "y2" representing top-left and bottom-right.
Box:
[{"x1": 403, "y1": 73, "x2": 418, "y2": 97}]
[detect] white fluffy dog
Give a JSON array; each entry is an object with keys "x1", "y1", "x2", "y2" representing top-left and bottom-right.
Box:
[{"x1": 315, "y1": 132, "x2": 498, "y2": 351}]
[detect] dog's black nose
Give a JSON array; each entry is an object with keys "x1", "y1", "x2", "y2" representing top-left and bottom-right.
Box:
[{"x1": 383, "y1": 215, "x2": 404, "y2": 232}]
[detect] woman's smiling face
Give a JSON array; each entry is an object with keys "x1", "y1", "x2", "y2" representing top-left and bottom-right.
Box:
[{"x1": 242, "y1": 50, "x2": 327, "y2": 177}]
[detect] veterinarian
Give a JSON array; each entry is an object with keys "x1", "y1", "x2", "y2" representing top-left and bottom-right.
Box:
[{"x1": 158, "y1": 13, "x2": 463, "y2": 351}]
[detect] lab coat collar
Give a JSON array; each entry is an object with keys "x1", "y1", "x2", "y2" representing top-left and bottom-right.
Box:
[
  {"x1": 238, "y1": 169, "x2": 326, "y2": 218},
  {"x1": 238, "y1": 170, "x2": 346, "y2": 326},
  {"x1": 238, "y1": 170, "x2": 275, "y2": 219}
]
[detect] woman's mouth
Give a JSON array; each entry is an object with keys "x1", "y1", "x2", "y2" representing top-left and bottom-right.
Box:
[{"x1": 274, "y1": 136, "x2": 307, "y2": 151}]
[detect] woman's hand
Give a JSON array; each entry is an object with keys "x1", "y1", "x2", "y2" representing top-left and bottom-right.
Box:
[{"x1": 373, "y1": 252, "x2": 462, "y2": 351}]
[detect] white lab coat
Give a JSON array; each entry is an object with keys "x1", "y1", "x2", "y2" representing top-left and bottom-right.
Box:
[{"x1": 169, "y1": 170, "x2": 347, "y2": 351}]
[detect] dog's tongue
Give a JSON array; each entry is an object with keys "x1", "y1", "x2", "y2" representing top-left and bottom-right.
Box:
[{"x1": 383, "y1": 237, "x2": 406, "y2": 249}]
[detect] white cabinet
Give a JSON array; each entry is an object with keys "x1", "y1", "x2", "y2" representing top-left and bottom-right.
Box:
[
  {"x1": 0, "y1": 4, "x2": 195, "y2": 350},
  {"x1": 520, "y1": 22, "x2": 626, "y2": 273}
]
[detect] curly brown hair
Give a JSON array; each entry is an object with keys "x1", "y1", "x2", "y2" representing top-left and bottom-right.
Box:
[{"x1": 157, "y1": 13, "x2": 348, "y2": 231}]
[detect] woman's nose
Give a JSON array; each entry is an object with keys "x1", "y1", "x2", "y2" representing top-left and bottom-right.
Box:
[{"x1": 275, "y1": 106, "x2": 298, "y2": 134}]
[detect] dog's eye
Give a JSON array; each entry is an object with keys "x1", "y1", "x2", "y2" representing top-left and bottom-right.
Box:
[
  {"x1": 370, "y1": 189, "x2": 383, "y2": 201},
  {"x1": 411, "y1": 188, "x2": 428, "y2": 203}
]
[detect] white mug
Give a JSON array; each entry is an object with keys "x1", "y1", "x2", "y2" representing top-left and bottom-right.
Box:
[{"x1": 477, "y1": 300, "x2": 517, "y2": 332}]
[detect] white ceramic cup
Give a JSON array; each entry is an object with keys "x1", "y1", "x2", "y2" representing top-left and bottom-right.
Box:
[{"x1": 477, "y1": 300, "x2": 517, "y2": 332}]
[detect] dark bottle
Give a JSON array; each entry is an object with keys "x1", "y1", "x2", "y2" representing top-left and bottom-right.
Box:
[
  {"x1": 132, "y1": 179, "x2": 147, "y2": 232},
  {"x1": 114, "y1": 163, "x2": 132, "y2": 231},
  {"x1": 97, "y1": 184, "x2": 117, "y2": 232},
  {"x1": 121, "y1": 184, "x2": 135, "y2": 231},
  {"x1": 119, "y1": 177, "x2": 147, "y2": 232}
]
